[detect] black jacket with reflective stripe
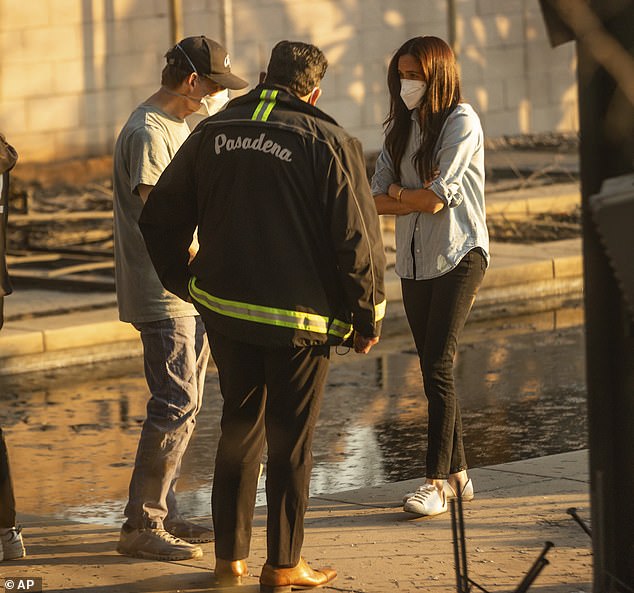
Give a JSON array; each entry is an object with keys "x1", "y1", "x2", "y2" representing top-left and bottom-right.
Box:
[{"x1": 140, "y1": 85, "x2": 386, "y2": 347}]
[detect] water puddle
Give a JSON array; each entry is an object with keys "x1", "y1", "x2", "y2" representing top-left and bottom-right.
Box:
[{"x1": 0, "y1": 309, "x2": 586, "y2": 525}]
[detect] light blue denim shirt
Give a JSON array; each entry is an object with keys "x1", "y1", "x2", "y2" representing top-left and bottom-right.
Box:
[{"x1": 371, "y1": 103, "x2": 490, "y2": 279}]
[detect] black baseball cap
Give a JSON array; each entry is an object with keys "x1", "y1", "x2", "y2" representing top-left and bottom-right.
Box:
[{"x1": 167, "y1": 35, "x2": 248, "y2": 90}]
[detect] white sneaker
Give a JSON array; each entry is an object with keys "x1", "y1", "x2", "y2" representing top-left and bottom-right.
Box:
[
  {"x1": 443, "y1": 478, "x2": 474, "y2": 502},
  {"x1": 402, "y1": 478, "x2": 474, "y2": 504},
  {"x1": 403, "y1": 484, "x2": 447, "y2": 516},
  {"x1": 0, "y1": 527, "x2": 26, "y2": 560}
]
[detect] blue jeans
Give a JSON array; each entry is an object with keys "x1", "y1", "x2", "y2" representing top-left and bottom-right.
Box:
[
  {"x1": 124, "y1": 315, "x2": 210, "y2": 529},
  {"x1": 401, "y1": 249, "x2": 486, "y2": 479}
]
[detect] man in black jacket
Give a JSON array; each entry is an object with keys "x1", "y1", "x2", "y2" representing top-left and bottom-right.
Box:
[{"x1": 140, "y1": 40, "x2": 385, "y2": 591}]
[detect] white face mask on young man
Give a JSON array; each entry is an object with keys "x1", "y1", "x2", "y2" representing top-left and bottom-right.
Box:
[
  {"x1": 199, "y1": 89, "x2": 230, "y2": 116},
  {"x1": 186, "y1": 89, "x2": 230, "y2": 129},
  {"x1": 400, "y1": 79, "x2": 427, "y2": 110}
]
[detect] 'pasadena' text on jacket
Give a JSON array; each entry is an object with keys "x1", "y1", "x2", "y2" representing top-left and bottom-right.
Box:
[{"x1": 139, "y1": 85, "x2": 386, "y2": 348}]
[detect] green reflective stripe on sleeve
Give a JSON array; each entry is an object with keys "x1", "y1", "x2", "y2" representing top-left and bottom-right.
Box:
[
  {"x1": 329, "y1": 318, "x2": 352, "y2": 336},
  {"x1": 189, "y1": 277, "x2": 352, "y2": 337},
  {"x1": 328, "y1": 320, "x2": 352, "y2": 338},
  {"x1": 331, "y1": 299, "x2": 385, "y2": 340},
  {"x1": 251, "y1": 89, "x2": 278, "y2": 122}
]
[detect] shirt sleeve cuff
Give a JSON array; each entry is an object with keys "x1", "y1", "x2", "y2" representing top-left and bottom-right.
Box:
[{"x1": 429, "y1": 177, "x2": 462, "y2": 208}]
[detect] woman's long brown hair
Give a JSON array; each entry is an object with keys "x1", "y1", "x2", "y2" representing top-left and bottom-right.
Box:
[{"x1": 384, "y1": 36, "x2": 461, "y2": 184}]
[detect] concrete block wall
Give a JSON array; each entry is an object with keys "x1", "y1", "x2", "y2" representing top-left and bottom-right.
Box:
[
  {"x1": 457, "y1": 0, "x2": 578, "y2": 137},
  {"x1": 0, "y1": 0, "x2": 578, "y2": 164}
]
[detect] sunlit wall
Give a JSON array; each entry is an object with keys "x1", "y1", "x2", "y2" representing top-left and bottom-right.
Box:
[{"x1": 0, "y1": 0, "x2": 578, "y2": 164}]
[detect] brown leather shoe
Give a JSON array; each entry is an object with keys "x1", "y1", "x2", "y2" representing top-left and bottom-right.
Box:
[
  {"x1": 214, "y1": 558, "x2": 248, "y2": 586},
  {"x1": 259, "y1": 557, "x2": 337, "y2": 592}
]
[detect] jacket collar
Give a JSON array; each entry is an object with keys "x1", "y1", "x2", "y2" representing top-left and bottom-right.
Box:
[{"x1": 228, "y1": 84, "x2": 339, "y2": 126}]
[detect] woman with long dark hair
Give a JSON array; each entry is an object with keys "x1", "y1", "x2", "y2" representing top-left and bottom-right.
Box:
[{"x1": 372, "y1": 36, "x2": 489, "y2": 516}]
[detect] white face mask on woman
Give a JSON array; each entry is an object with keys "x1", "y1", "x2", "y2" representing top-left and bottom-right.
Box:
[{"x1": 400, "y1": 79, "x2": 427, "y2": 110}]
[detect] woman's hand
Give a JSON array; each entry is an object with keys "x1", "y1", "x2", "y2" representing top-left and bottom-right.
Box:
[
  {"x1": 388, "y1": 183, "x2": 403, "y2": 200},
  {"x1": 385, "y1": 182, "x2": 444, "y2": 214}
]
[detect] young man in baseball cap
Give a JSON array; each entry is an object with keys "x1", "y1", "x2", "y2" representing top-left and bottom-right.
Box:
[{"x1": 113, "y1": 36, "x2": 247, "y2": 562}]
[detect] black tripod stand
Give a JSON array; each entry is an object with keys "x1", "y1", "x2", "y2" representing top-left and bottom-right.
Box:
[{"x1": 450, "y1": 493, "x2": 554, "y2": 593}]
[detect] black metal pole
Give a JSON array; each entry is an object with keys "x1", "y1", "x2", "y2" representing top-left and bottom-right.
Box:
[{"x1": 577, "y1": 1, "x2": 634, "y2": 590}]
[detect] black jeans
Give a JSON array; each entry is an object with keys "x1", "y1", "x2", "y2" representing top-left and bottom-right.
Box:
[
  {"x1": 401, "y1": 248, "x2": 486, "y2": 479},
  {"x1": 206, "y1": 328, "x2": 330, "y2": 567},
  {"x1": 0, "y1": 427, "x2": 16, "y2": 527}
]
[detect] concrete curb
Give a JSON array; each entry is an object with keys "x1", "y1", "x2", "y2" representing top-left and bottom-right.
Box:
[
  {"x1": 0, "y1": 307, "x2": 138, "y2": 374},
  {"x1": 0, "y1": 238, "x2": 583, "y2": 375},
  {"x1": 486, "y1": 182, "x2": 580, "y2": 217},
  {"x1": 0, "y1": 176, "x2": 583, "y2": 375},
  {"x1": 0, "y1": 252, "x2": 583, "y2": 376}
]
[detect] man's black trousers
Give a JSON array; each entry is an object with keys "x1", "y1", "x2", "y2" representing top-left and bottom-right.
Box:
[{"x1": 206, "y1": 328, "x2": 330, "y2": 567}]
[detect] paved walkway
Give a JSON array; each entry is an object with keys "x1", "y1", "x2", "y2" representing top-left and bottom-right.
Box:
[
  {"x1": 0, "y1": 179, "x2": 592, "y2": 591},
  {"x1": 4, "y1": 450, "x2": 591, "y2": 593}
]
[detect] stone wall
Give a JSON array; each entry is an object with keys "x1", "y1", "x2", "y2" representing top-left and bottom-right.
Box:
[{"x1": 0, "y1": 0, "x2": 577, "y2": 164}]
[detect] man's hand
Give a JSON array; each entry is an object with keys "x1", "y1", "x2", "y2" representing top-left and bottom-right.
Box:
[{"x1": 353, "y1": 332, "x2": 379, "y2": 354}]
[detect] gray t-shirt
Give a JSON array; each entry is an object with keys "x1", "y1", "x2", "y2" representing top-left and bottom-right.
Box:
[{"x1": 113, "y1": 103, "x2": 197, "y2": 323}]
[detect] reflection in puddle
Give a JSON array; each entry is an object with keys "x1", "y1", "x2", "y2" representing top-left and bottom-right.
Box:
[{"x1": 0, "y1": 318, "x2": 586, "y2": 525}]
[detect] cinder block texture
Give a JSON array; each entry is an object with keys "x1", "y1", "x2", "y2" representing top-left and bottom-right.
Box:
[{"x1": 0, "y1": 1, "x2": 578, "y2": 162}]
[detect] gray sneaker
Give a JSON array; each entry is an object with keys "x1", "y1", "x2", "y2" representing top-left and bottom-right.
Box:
[
  {"x1": 116, "y1": 525, "x2": 203, "y2": 561},
  {"x1": 0, "y1": 526, "x2": 26, "y2": 560}
]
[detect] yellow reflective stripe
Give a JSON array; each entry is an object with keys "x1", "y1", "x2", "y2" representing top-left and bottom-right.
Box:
[
  {"x1": 189, "y1": 277, "x2": 351, "y2": 337},
  {"x1": 251, "y1": 89, "x2": 278, "y2": 121},
  {"x1": 342, "y1": 327, "x2": 354, "y2": 340},
  {"x1": 330, "y1": 319, "x2": 351, "y2": 331},
  {"x1": 331, "y1": 300, "x2": 384, "y2": 340},
  {"x1": 328, "y1": 322, "x2": 351, "y2": 338},
  {"x1": 375, "y1": 299, "x2": 386, "y2": 321},
  {"x1": 251, "y1": 90, "x2": 269, "y2": 121},
  {"x1": 260, "y1": 90, "x2": 278, "y2": 121}
]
